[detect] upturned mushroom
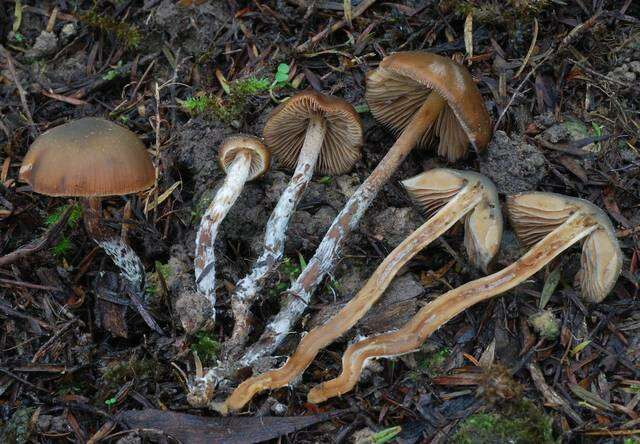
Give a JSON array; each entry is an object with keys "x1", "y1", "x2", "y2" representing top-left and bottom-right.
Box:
[
  {"x1": 226, "y1": 91, "x2": 362, "y2": 356},
  {"x1": 307, "y1": 192, "x2": 622, "y2": 403},
  {"x1": 19, "y1": 117, "x2": 155, "y2": 294},
  {"x1": 194, "y1": 135, "x2": 269, "y2": 324},
  {"x1": 233, "y1": 51, "x2": 491, "y2": 373},
  {"x1": 220, "y1": 169, "x2": 501, "y2": 412}
]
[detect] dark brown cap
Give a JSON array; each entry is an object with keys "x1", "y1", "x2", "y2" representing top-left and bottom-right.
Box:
[
  {"x1": 366, "y1": 51, "x2": 491, "y2": 161},
  {"x1": 507, "y1": 192, "x2": 623, "y2": 303},
  {"x1": 218, "y1": 135, "x2": 270, "y2": 180},
  {"x1": 19, "y1": 117, "x2": 155, "y2": 197},
  {"x1": 263, "y1": 91, "x2": 363, "y2": 175}
]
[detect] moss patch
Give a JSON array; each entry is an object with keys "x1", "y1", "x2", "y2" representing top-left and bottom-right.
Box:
[{"x1": 451, "y1": 399, "x2": 556, "y2": 444}]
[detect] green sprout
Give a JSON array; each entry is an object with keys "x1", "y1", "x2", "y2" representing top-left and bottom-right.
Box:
[
  {"x1": 45, "y1": 204, "x2": 82, "y2": 258},
  {"x1": 269, "y1": 63, "x2": 291, "y2": 101},
  {"x1": 102, "y1": 61, "x2": 124, "y2": 81},
  {"x1": 104, "y1": 397, "x2": 117, "y2": 407}
]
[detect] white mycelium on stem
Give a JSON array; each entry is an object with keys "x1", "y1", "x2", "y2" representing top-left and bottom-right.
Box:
[
  {"x1": 225, "y1": 92, "x2": 363, "y2": 358},
  {"x1": 227, "y1": 116, "x2": 325, "y2": 354},
  {"x1": 193, "y1": 135, "x2": 270, "y2": 325},
  {"x1": 194, "y1": 151, "x2": 253, "y2": 319}
]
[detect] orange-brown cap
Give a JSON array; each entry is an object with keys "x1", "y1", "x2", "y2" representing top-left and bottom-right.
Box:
[
  {"x1": 263, "y1": 91, "x2": 363, "y2": 175},
  {"x1": 366, "y1": 51, "x2": 492, "y2": 161},
  {"x1": 507, "y1": 192, "x2": 623, "y2": 303},
  {"x1": 218, "y1": 135, "x2": 270, "y2": 181},
  {"x1": 19, "y1": 117, "x2": 155, "y2": 197},
  {"x1": 402, "y1": 169, "x2": 502, "y2": 272}
]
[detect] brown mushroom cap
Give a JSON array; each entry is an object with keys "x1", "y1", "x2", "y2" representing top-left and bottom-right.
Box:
[
  {"x1": 263, "y1": 91, "x2": 363, "y2": 175},
  {"x1": 19, "y1": 117, "x2": 155, "y2": 197},
  {"x1": 366, "y1": 51, "x2": 492, "y2": 160},
  {"x1": 218, "y1": 135, "x2": 270, "y2": 181},
  {"x1": 507, "y1": 192, "x2": 623, "y2": 302},
  {"x1": 402, "y1": 168, "x2": 502, "y2": 272}
]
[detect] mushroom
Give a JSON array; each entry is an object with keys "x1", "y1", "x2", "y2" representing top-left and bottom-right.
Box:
[
  {"x1": 231, "y1": 51, "x2": 491, "y2": 373},
  {"x1": 19, "y1": 117, "x2": 155, "y2": 294},
  {"x1": 307, "y1": 192, "x2": 622, "y2": 403},
  {"x1": 225, "y1": 91, "x2": 362, "y2": 356},
  {"x1": 194, "y1": 135, "x2": 269, "y2": 324},
  {"x1": 220, "y1": 168, "x2": 501, "y2": 412}
]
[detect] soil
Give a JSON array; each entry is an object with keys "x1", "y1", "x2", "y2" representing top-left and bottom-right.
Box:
[{"x1": 1, "y1": 1, "x2": 639, "y2": 443}]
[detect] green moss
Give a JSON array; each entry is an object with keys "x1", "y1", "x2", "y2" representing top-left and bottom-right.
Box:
[
  {"x1": 451, "y1": 399, "x2": 556, "y2": 444},
  {"x1": 80, "y1": 9, "x2": 141, "y2": 49},
  {"x1": 417, "y1": 347, "x2": 451, "y2": 376},
  {"x1": 180, "y1": 77, "x2": 270, "y2": 125},
  {"x1": 191, "y1": 332, "x2": 221, "y2": 365},
  {"x1": 442, "y1": 0, "x2": 551, "y2": 26},
  {"x1": 0, "y1": 407, "x2": 35, "y2": 444},
  {"x1": 101, "y1": 357, "x2": 156, "y2": 387},
  {"x1": 529, "y1": 310, "x2": 560, "y2": 340}
]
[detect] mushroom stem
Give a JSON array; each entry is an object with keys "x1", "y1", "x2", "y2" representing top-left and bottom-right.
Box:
[
  {"x1": 222, "y1": 180, "x2": 483, "y2": 412},
  {"x1": 307, "y1": 212, "x2": 598, "y2": 403},
  {"x1": 237, "y1": 92, "x2": 447, "y2": 367},
  {"x1": 194, "y1": 150, "x2": 253, "y2": 322},
  {"x1": 81, "y1": 197, "x2": 146, "y2": 292},
  {"x1": 227, "y1": 115, "x2": 326, "y2": 356}
]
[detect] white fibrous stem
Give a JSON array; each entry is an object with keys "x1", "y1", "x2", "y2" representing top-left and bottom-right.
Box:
[
  {"x1": 306, "y1": 213, "x2": 597, "y2": 403},
  {"x1": 194, "y1": 151, "x2": 253, "y2": 323},
  {"x1": 226, "y1": 116, "x2": 326, "y2": 357},
  {"x1": 82, "y1": 197, "x2": 146, "y2": 293},
  {"x1": 97, "y1": 238, "x2": 146, "y2": 291}
]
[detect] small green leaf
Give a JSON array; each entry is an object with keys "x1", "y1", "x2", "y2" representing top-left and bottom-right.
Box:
[
  {"x1": 318, "y1": 176, "x2": 332, "y2": 185},
  {"x1": 371, "y1": 426, "x2": 402, "y2": 444},
  {"x1": 105, "y1": 397, "x2": 117, "y2": 407},
  {"x1": 298, "y1": 252, "x2": 307, "y2": 270},
  {"x1": 539, "y1": 267, "x2": 561, "y2": 309},
  {"x1": 570, "y1": 340, "x2": 591, "y2": 356}
]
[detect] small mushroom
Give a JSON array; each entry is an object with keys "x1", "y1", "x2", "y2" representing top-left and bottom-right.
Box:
[
  {"x1": 19, "y1": 117, "x2": 155, "y2": 294},
  {"x1": 232, "y1": 51, "x2": 492, "y2": 373},
  {"x1": 226, "y1": 91, "x2": 362, "y2": 356},
  {"x1": 307, "y1": 192, "x2": 622, "y2": 403},
  {"x1": 220, "y1": 169, "x2": 501, "y2": 412},
  {"x1": 194, "y1": 135, "x2": 269, "y2": 324}
]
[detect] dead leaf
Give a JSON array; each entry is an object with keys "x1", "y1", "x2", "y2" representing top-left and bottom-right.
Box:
[{"x1": 120, "y1": 409, "x2": 346, "y2": 444}]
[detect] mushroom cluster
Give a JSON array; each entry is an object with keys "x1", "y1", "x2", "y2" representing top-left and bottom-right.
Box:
[
  {"x1": 227, "y1": 50, "x2": 493, "y2": 374},
  {"x1": 15, "y1": 50, "x2": 622, "y2": 416}
]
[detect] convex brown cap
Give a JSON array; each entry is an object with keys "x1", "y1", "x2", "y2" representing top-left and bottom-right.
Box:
[
  {"x1": 20, "y1": 117, "x2": 155, "y2": 197},
  {"x1": 263, "y1": 91, "x2": 363, "y2": 175},
  {"x1": 218, "y1": 135, "x2": 270, "y2": 180},
  {"x1": 507, "y1": 192, "x2": 623, "y2": 303},
  {"x1": 366, "y1": 51, "x2": 491, "y2": 161}
]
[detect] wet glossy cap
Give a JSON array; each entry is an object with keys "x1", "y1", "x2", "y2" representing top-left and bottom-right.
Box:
[
  {"x1": 366, "y1": 51, "x2": 492, "y2": 161},
  {"x1": 402, "y1": 169, "x2": 502, "y2": 272},
  {"x1": 218, "y1": 135, "x2": 270, "y2": 180},
  {"x1": 507, "y1": 192, "x2": 623, "y2": 303},
  {"x1": 263, "y1": 91, "x2": 363, "y2": 175},
  {"x1": 19, "y1": 117, "x2": 155, "y2": 197}
]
